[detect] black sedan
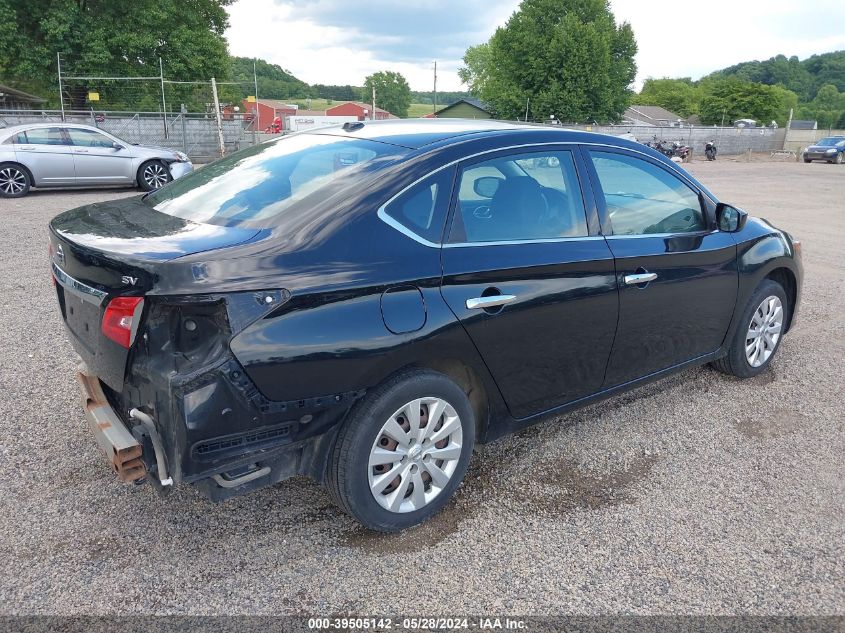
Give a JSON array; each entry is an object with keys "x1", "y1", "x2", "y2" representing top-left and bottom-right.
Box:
[{"x1": 49, "y1": 120, "x2": 803, "y2": 531}]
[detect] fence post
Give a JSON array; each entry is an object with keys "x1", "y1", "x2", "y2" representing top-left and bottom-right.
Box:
[
  {"x1": 210, "y1": 77, "x2": 225, "y2": 158},
  {"x1": 57, "y1": 53, "x2": 65, "y2": 122},
  {"x1": 180, "y1": 104, "x2": 188, "y2": 155},
  {"x1": 159, "y1": 57, "x2": 168, "y2": 139}
]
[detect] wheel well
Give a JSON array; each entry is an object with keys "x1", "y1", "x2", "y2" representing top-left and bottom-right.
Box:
[
  {"x1": 765, "y1": 267, "x2": 797, "y2": 332},
  {"x1": 0, "y1": 161, "x2": 33, "y2": 184},
  {"x1": 404, "y1": 358, "x2": 490, "y2": 441}
]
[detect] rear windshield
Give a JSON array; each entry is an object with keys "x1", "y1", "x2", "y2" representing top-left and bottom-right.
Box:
[{"x1": 143, "y1": 132, "x2": 408, "y2": 227}]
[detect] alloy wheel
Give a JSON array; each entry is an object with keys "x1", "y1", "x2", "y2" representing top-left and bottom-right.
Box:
[
  {"x1": 368, "y1": 397, "x2": 463, "y2": 513},
  {"x1": 143, "y1": 163, "x2": 169, "y2": 189},
  {"x1": 0, "y1": 167, "x2": 26, "y2": 195},
  {"x1": 745, "y1": 295, "x2": 783, "y2": 368}
]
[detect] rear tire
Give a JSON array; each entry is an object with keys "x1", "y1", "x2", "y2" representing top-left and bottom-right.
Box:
[
  {"x1": 713, "y1": 279, "x2": 788, "y2": 379},
  {"x1": 803, "y1": 157, "x2": 812, "y2": 163},
  {"x1": 137, "y1": 160, "x2": 171, "y2": 191},
  {"x1": 327, "y1": 369, "x2": 475, "y2": 532},
  {"x1": 0, "y1": 163, "x2": 31, "y2": 198}
]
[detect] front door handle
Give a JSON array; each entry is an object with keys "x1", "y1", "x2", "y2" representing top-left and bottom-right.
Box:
[
  {"x1": 466, "y1": 294, "x2": 517, "y2": 310},
  {"x1": 624, "y1": 272, "x2": 657, "y2": 285},
  {"x1": 73, "y1": 148, "x2": 89, "y2": 153}
]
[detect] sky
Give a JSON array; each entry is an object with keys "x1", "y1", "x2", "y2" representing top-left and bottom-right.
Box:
[{"x1": 226, "y1": 0, "x2": 845, "y2": 93}]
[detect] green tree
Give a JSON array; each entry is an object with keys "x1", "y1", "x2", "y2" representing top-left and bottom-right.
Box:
[
  {"x1": 230, "y1": 56, "x2": 312, "y2": 101},
  {"x1": 798, "y1": 83, "x2": 845, "y2": 128},
  {"x1": 698, "y1": 78, "x2": 797, "y2": 126},
  {"x1": 0, "y1": 0, "x2": 233, "y2": 109},
  {"x1": 459, "y1": 0, "x2": 637, "y2": 122},
  {"x1": 362, "y1": 71, "x2": 411, "y2": 117},
  {"x1": 631, "y1": 78, "x2": 700, "y2": 117}
]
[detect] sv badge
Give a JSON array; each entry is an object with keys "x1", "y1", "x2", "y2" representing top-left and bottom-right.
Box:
[{"x1": 121, "y1": 275, "x2": 138, "y2": 286}]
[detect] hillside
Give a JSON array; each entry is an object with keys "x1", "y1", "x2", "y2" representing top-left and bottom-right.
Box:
[{"x1": 707, "y1": 51, "x2": 845, "y2": 101}]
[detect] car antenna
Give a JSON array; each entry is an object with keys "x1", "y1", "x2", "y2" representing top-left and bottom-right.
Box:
[{"x1": 342, "y1": 121, "x2": 365, "y2": 132}]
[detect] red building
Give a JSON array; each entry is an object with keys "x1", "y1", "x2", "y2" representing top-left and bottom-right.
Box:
[
  {"x1": 325, "y1": 102, "x2": 397, "y2": 121},
  {"x1": 242, "y1": 98, "x2": 299, "y2": 132}
]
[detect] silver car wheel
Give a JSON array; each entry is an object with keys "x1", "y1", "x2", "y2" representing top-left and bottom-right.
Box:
[
  {"x1": 142, "y1": 162, "x2": 169, "y2": 189},
  {"x1": 745, "y1": 295, "x2": 783, "y2": 368},
  {"x1": 368, "y1": 397, "x2": 463, "y2": 513},
  {"x1": 0, "y1": 167, "x2": 26, "y2": 195}
]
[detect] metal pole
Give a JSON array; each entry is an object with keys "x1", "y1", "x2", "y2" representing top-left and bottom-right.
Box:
[
  {"x1": 525, "y1": 97, "x2": 530, "y2": 122},
  {"x1": 253, "y1": 58, "x2": 258, "y2": 145},
  {"x1": 180, "y1": 103, "x2": 188, "y2": 155},
  {"x1": 57, "y1": 53, "x2": 65, "y2": 121},
  {"x1": 160, "y1": 57, "x2": 168, "y2": 138},
  {"x1": 433, "y1": 60, "x2": 437, "y2": 115},
  {"x1": 372, "y1": 85, "x2": 376, "y2": 121},
  {"x1": 211, "y1": 77, "x2": 225, "y2": 157}
]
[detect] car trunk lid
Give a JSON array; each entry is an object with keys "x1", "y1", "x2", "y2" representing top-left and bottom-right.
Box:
[{"x1": 49, "y1": 196, "x2": 260, "y2": 389}]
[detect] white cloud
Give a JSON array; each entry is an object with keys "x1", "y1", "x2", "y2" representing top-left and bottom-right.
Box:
[{"x1": 226, "y1": 0, "x2": 845, "y2": 93}]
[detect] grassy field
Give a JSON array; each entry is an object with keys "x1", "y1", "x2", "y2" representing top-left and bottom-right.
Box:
[{"x1": 282, "y1": 97, "x2": 435, "y2": 118}]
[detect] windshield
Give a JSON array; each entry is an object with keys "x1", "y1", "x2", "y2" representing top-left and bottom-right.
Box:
[
  {"x1": 816, "y1": 137, "x2": 845, "y2": 147},
  {"x1": 143, "y1": 132, "x2": 408, "y2": 227}
]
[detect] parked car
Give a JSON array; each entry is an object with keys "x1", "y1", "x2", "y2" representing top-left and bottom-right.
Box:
[
  {"x1": 49, "y1": 120, "x2": 803, "y2": 531},
  {"x1": 0, "y1": 123, "x2": 192, "y2": 197},
  {"x1": 802, "y1": 136, "x2": 845, "y2": 164}
]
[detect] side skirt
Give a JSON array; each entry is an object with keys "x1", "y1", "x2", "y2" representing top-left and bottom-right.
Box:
[{"x1": 484, "y1": 350, "x2": 723, "y2": 442}]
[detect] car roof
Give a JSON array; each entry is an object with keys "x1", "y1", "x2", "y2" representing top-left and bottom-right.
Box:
[
  {"x1": 303, "y1": 118, "x2": 662, "y2": 154},
  {"x1": 0, "y1": 122, "x2": 107, "y2": 134}
]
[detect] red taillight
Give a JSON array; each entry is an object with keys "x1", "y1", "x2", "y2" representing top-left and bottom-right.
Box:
[{"x1": 101, "y1": 297, "x2": 144, "y2": 348}]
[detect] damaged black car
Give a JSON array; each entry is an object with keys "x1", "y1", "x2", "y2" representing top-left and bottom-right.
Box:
[{"x1": 50, "y1": 120, "x2": 802, "y2": 531}]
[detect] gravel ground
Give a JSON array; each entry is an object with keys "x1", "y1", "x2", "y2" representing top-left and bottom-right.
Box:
[{"x1": 0, "y1": 159, "x2": 843, "y2": 616}]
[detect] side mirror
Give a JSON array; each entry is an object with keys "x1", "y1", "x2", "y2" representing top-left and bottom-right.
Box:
[
  {"x1": 112, "y1": 142, "x2": 124, "y2": 151},
  {"x1": 716, "y1": 203, "x2": 748, "y2": 232},
  {"x1": 473, "y1": 176, "x2": 504, "y2": 198}
]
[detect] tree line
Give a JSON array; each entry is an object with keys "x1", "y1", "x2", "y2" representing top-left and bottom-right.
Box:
[{"x1": 633, "y1": 51, "x2": 845, "y2": 128}]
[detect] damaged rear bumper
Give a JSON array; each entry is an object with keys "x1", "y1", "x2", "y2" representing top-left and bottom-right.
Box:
[{"x1": 76, "y1": 365, "x2": 145, "y2": 482}]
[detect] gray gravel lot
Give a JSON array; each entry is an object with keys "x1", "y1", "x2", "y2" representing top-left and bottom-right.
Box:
[{"x1": 0, "y1": 159, "x2": 843, "y2": 615}]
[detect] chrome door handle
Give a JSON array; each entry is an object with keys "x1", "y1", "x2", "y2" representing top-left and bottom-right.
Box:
[
  {"x1": 466, "y1": 294, "x2": 517, "y2": 310},
  {"x1": 19, "y1": 146, "x2": 36, "y2": 151},
  {"x1": 73, "y1": 149, "x2": 89, "y2": 153},
  {"x1": 624, "y1": 272, "x2": 657, "y2": 285}
]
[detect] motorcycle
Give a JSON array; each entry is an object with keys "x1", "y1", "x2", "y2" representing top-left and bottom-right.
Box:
[
  {"x1": 705, "y1": 140, "x2": 717, "y2": 161},
  {"x1": 669, "y1": 141, "x2": 692, "y2": 162}
]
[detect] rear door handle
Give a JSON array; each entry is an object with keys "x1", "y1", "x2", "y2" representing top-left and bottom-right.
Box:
[
  {"x1": 623, "y1": 272, "x2": 657, "y2": 285},
  {"x1": 19, "y1": 146, "x2": 36, "y2": 151},
  {"x1": 466, "y1": 294, "x2": 517, "y2": 310},
  {"x1": 73, "y1": 149, "x2": 89, "y2": 153}
]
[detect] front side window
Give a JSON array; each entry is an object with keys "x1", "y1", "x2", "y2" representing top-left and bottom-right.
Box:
[
  {"x1": 143, "y1": 133, "x2": 407, "y2": 228},
  {"x1": 17, "y1": 128, "x2": 68, "y2": 146},
  {"x1": 451, "y1": 150, "x2": 588, "y2": 243},
  {"x1": 383, "y1": 168, "x2": 453, "y2": 244},
  {"x1": 66, "y1": 128, "x2": 115, "y2": 148},
  {"x1": 589, "y1": 151, "x2": 706, "y2": 235}
]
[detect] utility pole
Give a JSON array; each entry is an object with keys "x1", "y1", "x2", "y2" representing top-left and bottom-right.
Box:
[
  {"x1": 372, "y1": 85, "x2": 376, "y2": 121},
  {"x1": 253, "y1": 58, "x2": 259, "y2": 145},
  {"x1": 525, "y1": 97, "x2": 530, "y2": 122},
  {"x1": 159, "y1": 57, "x2": 168, "y2": 138},
  {"x1": 433, "y1": 60, "x2": 437, "y2": 116},
  {"x1": 211, "y1": 77, "x2": 225, "y2": 157},
  {"x1": 57, "y1": 52, "x2": 65, "y2": 121}
]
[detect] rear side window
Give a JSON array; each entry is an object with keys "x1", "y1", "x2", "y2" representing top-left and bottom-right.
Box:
[
  {"x1": 382, "y1": 168, "x2": 453, "y2": 244},
  {"x1": 589, "y1": 151, "x2": 706, "y2": 235},
  {"x1": 15, "y1": 128, "x2": 68, "y2": 145},
  {"x1": 451, "y1": 149, "x2": 588, "y2": 243},
  {"x1": 143, "y1": 133, "x2": 408, "y2": 228}
]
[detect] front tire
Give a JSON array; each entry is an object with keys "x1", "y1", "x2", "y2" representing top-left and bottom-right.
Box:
[
  {"x1": 0, "y1": 163, "x2": 31, "y2": 198},
  {"x1": 835, "y1": 153, "x2": 843, "y2": 165},
  {"x1": 713, "y1": 279, "x2": 788, "y2": 379},
  {"x1": 327, "y1": 370, "x2": 475, "y2": 532},
  {"x1": 137, "y1": 160, "x2": 171, "y2": 191}
]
